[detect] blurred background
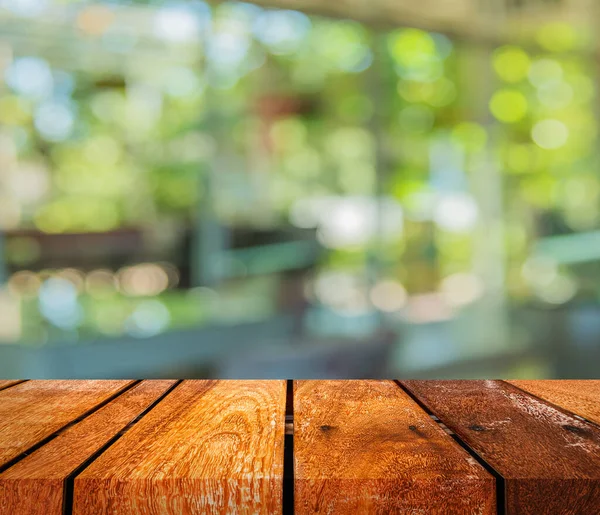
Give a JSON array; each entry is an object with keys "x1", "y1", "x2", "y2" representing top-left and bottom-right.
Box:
[{"x1": 1, "y1": 0, "x2": 599, "y2": 378}]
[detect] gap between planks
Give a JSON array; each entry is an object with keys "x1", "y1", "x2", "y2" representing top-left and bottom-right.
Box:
[
  {"x1": 0, "y1": 380, "x2": 141, "y2": 476},
  {"x1": 393, "y1": 380, "x2": 507, "y2": 515},
  {"x1": 0, "y1": 380, "x2": 27, "y2": 393},
  {"x1": 283, "y1": 380, "x2": 295, "y2": 515},
  {"x1": 62, "y1": 380, "x2": 183, "y2": 515}
]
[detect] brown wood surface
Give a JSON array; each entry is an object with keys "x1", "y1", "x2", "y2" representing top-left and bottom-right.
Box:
[
  {"x1": 0, "y1": 380, "x2": 176, "y2": 515},
  {"x1": 402, "y1": 380, "x2": 600, "y2": 515},
  {"x1": 0, "y1": 380, "x2": 133, "y2": 468},
  {"x1": 73, "y1": 380, "x2": 286, "y2": 515},
  {"x1": 508, "y1": 380, "x2": 600, "y2": 426},
  {"x1": 0, "y1": 381, "x2": 24, "y2": 392},
  {"x1": 294, "y1": 380, "x2": 495, "y2": 514}
]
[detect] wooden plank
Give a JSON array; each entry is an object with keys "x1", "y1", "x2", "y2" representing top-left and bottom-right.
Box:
[
  {"x1": 0, "y1": 381, "x2": 24, "y2": 392},
  {"x1": 402, "y1": 380, "x2": 600, "y2": 515},
  {"x1": 73, "y1": 380, "x2": 286, "y2": 515},
  {"x1": 0, "y1": 380, "x2": 176, "y2": 515},
  {"x1": 0, "y1": 380, "x2": 133, "y2": 468},
  {"x1": 294, "y1": 380, "x2": 495, "y2": 514},
  {"x1": 508, "y1": 380, "x2": 600, "y2": 426}
]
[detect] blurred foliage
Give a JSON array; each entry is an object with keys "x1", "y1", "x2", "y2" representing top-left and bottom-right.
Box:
[{"x1": 0, "y1": 0, "x2": 598, "y2": 329}]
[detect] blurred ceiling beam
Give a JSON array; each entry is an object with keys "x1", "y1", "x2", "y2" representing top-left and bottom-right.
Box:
[
  {"x1": 245, "y1": 0, "x2": 593, "y2": 48},
  {"x1": 0, "y1": 0, "x2": 595, "y2": 61}
]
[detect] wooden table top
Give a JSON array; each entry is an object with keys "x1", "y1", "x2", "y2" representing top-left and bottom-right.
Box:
[{"x1": 0, "y1": 380, "x2": 598, "y2": 514}]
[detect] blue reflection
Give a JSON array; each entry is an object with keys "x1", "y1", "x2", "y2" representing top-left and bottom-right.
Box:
[
  {"x1": 5, "y1": 57, "x2": 53, "y2": 99},
  {"x1": 38, "y1": 278, "x2": 82, "y2": 329}
]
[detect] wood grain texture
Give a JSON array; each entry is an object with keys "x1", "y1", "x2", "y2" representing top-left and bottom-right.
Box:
[
  {"x1": 294, "y1": 380, "x2": 495, "y2": 515},
  {"x1": 0, "y1": 380, "x2": 176, "y2": 515},
  {"x1": 402, "y1": 380, "x2": 600, "y2": 515},
  {"x1": 0, "y1": 381, "x2": 24, "y2": 392},
  {"x1": 508, "y1": 380, "x2": 600, "y2": 426},
  {"x1": 73, "y1": 380, "x2": 286, "y2": 515},
  {"x1": 0, "y1": 380, "x2": 133, "y2": 468}
]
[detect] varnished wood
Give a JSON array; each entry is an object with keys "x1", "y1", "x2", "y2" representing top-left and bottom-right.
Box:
[
  {"x1": 402, "y1": 380, "x2": 600, "y2": 515},
  {"x1": 0, "y1": 381, "x2": 24, "y2": 392},
  {"x1": 0, "y1": 380, "x2": 176, "y2": 515},
  {"x1": 73, "y1": 380, "x2": 286, "y2": 515},
  {"x1": 508, "y1": 380, "x2": 600, "y2": 426},
  {"x1": 1, "y1": 379, "x2": 597, "y2": 514},
  {"x1": 294, "y1": 380, "x2": 495, "y2": 514},
  {"x1": 0, "y1": 380, "x2": 133, "y2": 468}
]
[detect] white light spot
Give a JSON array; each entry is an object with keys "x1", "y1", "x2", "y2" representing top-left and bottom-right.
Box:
[
  {"x1": 154, "y1": 6, "x2": 200, "y2": 43},
  {"x1": 433, "y1": 193, "x2": 478, "y2": 233},
  {"x1": 34, "y1": 101, "x2": 75, "y2": 142},
  {"x1": 532, "y1": 119, "x2": 568, "y2": 150},
  {"x1": 522, "y1": 256, "x2": 558, "y2": 287},
  {"x1": 3, "y1": 0, "x2": 48, "y2": 17},
  {"x1": 440, "y1": 273, "x2": 484, "y2": 307},
  {"x1": 370, "y1": 280, "x2": 408, "y2": 312},
  {"x1": 38, "y1": 278, "x2": 82, "y2": 329},
  {"x1": 305, "y1": 196, "x2": 404, "y2": 249},
  {"x1": 253, "y1": 10, "x2": 311, "y2": 55},
  {"x1": 535, "y1": 275, "x2": 577, "y2": 305},
  {"x1": 5, "y1": 57, "x2": 53, "y2": 99},
  {"x1": 126, "y1": 300, "x2": 171, "y2": 337},
  {"x1": 528, "y1": 59, "x2": 562, "y2": 87}
]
